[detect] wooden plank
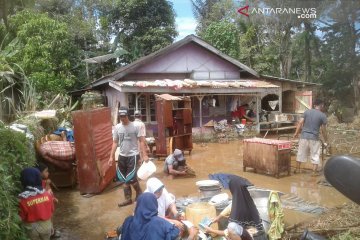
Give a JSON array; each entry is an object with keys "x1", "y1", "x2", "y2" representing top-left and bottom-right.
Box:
[
  {"x1": 295, "y1": 96, "x2": 310, "y2": 109},
  {"x1": 260, "y1": 126, "x2": 296, "y2": 132}
]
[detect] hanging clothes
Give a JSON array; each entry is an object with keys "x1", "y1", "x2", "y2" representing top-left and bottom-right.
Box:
[{"x1": 267, "y1": 191, "x2": 284, "y2": 240}]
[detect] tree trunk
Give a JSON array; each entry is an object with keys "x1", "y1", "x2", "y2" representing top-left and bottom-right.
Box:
[
  {"x1": 353, "y1": 76, "x2": 359, "y2": 114},
  {"x1": 349, "y1": 9, "x2": 358, "y2": 113},
  {"x1": 280, "y1": 25, "x2": 292, "y2": 78},
  {"x1": 304, "y1": 21, "x2": 312, "y2": 82}
]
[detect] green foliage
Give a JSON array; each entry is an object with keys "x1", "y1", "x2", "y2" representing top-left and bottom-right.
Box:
[
  {"x1": 192, "y1": 0, "x2": 236, "y2": 33},
  {"x1": 317, "y1": 0, "x2": 360, "y2": 107},
  {"x1": 0, "y1": 41, "x2": 37, "y2": 122},
  {"x1": 7, "y1": 10, "x2": 76, "y2": 94},
  {"x1": 103, "y1": 0, "x2": 177, "y2": 62},
  {"x1": 0, "y1": 126, "x2": 36, "y2": 240},
  {"x1": 201, "y1": 21, "x2": 240, "y2": 59}
]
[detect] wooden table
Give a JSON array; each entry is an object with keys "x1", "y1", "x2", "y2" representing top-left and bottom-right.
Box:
[{"x1": 243, "y1": 138, "x2": 292, "y2": 178}]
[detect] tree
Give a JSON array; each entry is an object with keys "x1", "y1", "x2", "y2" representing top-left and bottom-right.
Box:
[
  {"x1": 192, "y1": 0, "x2": 235, "y2": 34},
  {"x1": 0, "y1": 0, "x2": 35, "y2": 30},
  {"x1": 34, "y1": 0, "x2": 112, "y2": 85},
  {"x1": 201, "y1": 21, "x2": 240, "y2": 59},
  {"x1": 6, "y1": 10, "x2": 76, "y2": 96},
  {"x1": 319, "y1": 0, "x2": 360, "y2": 110},
  {"x1": 101, "y1": 0, "x2": 177, "y2": 62}
]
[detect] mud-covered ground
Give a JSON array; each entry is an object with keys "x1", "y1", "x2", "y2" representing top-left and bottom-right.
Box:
[{"x1": 52, "y1": 140, "x2": 354, "y2": 240}]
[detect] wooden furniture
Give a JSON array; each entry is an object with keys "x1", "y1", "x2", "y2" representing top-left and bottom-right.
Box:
[
  {"x1": 243, "y1": 138, "x2": 292, "y2": 178},
  {"x1": 155, "y1": 94, "x2": 193, "y2": 157},
  {"x1": 72, "y1": 107, "x2": 116, "y2": 194}
]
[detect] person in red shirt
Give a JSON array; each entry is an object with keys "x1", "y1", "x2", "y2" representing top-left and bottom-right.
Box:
[
  {"x1": 36, "y1": 162, "x2": 58, "y2": 202},
  {"x1": 237, "y1": 104, "x2": 255, "y2": 122},
  {"x1": 19, "y1": 167, "x2": 54, "y2": 240}
]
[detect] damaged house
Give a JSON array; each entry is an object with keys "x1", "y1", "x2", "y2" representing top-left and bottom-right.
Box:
[{"x1": 83, "y1": 35, "x2": 319, "y2": 138}]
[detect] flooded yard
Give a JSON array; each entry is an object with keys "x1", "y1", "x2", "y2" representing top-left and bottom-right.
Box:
[{"x1": 52, "y1": 140, "x2": 351, "y2": 240}]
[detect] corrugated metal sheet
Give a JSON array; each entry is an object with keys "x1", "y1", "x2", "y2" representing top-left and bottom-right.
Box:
[{"x1": 72, "y1": 107, "x2": 116, "y2": 194}]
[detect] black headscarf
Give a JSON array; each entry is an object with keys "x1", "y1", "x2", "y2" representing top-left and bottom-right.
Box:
[{"x1": 229, "y1": 175, "x2": 262, "y2": 229}]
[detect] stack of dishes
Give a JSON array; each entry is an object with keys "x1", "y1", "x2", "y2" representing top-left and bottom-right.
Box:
[{"x1": 196, "y1": 180, "x2": 222, "y2": 199}]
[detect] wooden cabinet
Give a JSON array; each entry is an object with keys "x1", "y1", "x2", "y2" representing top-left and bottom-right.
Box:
[
  {"x1": 155, "y1": 94, "x2": 193, "y2": 157},
  {"x1": 243, "y1": 138, "x2": 291, "y2": 178}
]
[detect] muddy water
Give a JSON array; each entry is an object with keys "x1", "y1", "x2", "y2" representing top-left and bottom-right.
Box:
[{"x1": 53, "y1": 140, "x2": 350, "y2": 240}]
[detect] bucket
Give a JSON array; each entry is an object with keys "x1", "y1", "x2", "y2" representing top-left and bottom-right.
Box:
[
  {"x1": 185, "y1": 202, "x2": 218, "y2": 230},
  {"x1": 137, "y1": 161, "x2": 156, "y2": 180},
  {"x1": 241, "y1": 118, "x2": 247, "y2": 125}
]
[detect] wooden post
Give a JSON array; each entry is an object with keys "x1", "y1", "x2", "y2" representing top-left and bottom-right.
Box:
[
  {"x1": 256, "y1": 95, "x2": 260, "y2": 134},
  {"x1": 196, "y1": 95, "x2": 204, "y2": 129},
  {"x1": 278, "y1": 88, "x2": 283, "y2": 113}
]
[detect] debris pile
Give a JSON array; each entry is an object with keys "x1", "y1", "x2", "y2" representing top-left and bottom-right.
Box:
[
  {"x1": 284, "y1": 202, "x2": 360, "y2": 239},
  {"x1": 81, "y1": 91, "x2": 104, "y2": 110},
  {"x1": 192, "y1": 120, "x2": 257, "y2": 143}
]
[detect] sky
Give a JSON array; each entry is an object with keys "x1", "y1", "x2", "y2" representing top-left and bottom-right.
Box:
[{"x1": 171, "y1": 0, "x2": 197, "y2": 41}]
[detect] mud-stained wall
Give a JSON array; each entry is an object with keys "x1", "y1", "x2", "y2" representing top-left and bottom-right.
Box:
[{"x1": 104, "y1": 88, "x2": 127, "y2": 125}]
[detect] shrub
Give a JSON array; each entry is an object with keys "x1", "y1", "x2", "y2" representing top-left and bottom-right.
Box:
[{"x1": 0, "y1": 125, "x2": 36, "y2": 240}]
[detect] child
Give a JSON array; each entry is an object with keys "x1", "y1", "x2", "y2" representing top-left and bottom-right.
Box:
[
  {"x1": 19, "y1": 167, "x2": 54, "y2": 240},
  {"x1": 36, "y1": 162, "x2": 60, "y2": 238},
  {"x1": 36, "y1": 162, "x2": 58, "y2": 202}
]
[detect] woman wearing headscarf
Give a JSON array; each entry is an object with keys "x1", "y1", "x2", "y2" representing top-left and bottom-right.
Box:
[
  {"x1": 120, "y1": 192, "x2": 180, "y2": 240},
  {"x1": 205, "y1": 222, "x2": 253, "y2": 240},
  {"x1": 228, "y1": 175, "x2": 262, "y2": 229},
  {"x1": 145, "y1": 178, "x2": 178, "y2": 217},
  {"x1": 144, "y1": 177, "x2": 200, "y2": 239},
  {"x1": 18, "y1": 167, "x2": 55, "y2": 240},
  {"x1": 205, "y1": 175, "x2": 264, "y2": 240}
]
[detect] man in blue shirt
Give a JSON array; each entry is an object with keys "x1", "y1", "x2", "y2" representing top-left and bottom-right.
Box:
[{"x1": 293, "y1": 99, "x2": 328, "y2": 176}]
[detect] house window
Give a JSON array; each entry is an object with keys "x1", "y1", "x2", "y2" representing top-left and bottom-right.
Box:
[
  {"x1": 149, "y1": 95, "x2": 156, "y2": 122},
  {"x1": 127, "y1": 93, "x2": 156, "y2": 123}
]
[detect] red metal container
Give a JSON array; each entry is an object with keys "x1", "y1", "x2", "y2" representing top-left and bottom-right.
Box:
[{"x1": 72, "y1": 107, "x2": 116, "y2": 194}]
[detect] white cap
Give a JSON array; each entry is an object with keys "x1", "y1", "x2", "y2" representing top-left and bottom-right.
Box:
[
  {"x1": 134, "y1": 110, "x2": 141, "y2": 116},
  {"x1": 173, "y1": 149, "x2": 184, "y2": 161}
]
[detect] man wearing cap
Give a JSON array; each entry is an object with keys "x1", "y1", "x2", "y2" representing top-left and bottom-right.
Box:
[
  {"x1": 133, "y1": 110, "x2": 150, "y2": 160},
  {"x1": 163, "y1": 149, "x2": 188, "y2": 177},
  {"x1": 293, "y1": 99, "x2": 328, "y2": 176},
  {"x1": 108, "y1": 106, "x2": 149, "y2": 207},
  {"x1": 133, "y1": 110, "x2": 146, "y2": 136}
]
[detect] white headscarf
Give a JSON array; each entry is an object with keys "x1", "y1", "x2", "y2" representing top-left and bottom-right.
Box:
[
  {"x1": 227, "y1": 222, "x2": 243, "y2": 236},
  {"x1": 145, "y1": 177, "x2": 175, "y2": 217}
]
